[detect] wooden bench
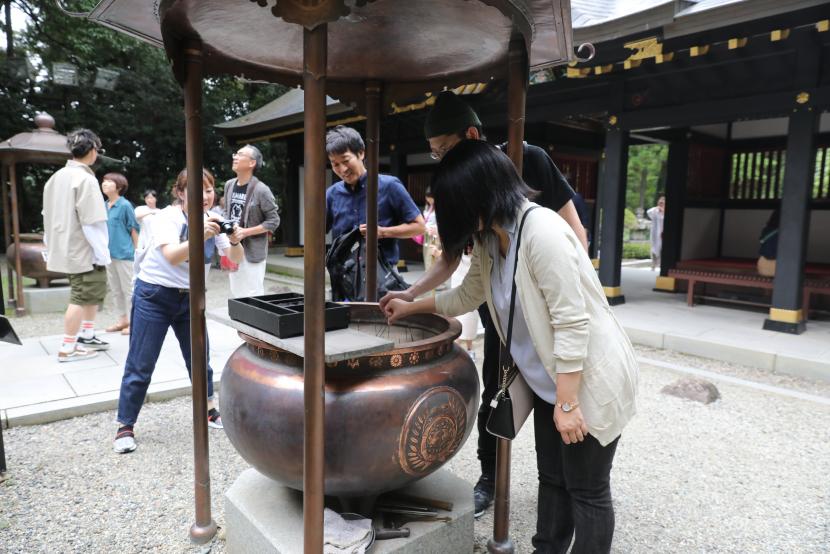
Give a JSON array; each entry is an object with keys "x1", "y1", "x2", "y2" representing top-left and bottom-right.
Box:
[{"x1": 667, "y1": 268, "x2": 830, "y2": 318}]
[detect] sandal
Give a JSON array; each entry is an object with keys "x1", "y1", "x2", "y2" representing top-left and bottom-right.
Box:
[{"x1": 105, "y1": 322, "x2": 128, "y2": 332}]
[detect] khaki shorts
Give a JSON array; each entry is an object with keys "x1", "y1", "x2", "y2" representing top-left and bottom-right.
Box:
[{"x1": 68, "y1": 266, "x2": 108, "y2": 306}]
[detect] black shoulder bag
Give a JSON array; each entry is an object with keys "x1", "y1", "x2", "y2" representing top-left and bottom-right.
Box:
[{"x1": 485, "y1": 207, "x2": 539, "y2": 440}]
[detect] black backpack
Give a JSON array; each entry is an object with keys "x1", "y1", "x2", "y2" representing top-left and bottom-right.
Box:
[{"x1": 325, "y1": 227, "x2": 409, "y2": 302}]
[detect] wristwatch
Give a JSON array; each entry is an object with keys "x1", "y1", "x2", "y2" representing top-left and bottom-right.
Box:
[{"x1": 556, "y1": 400, "x2": 580, "y2": 413}]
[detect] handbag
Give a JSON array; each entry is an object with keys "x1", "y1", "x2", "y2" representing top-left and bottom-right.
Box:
[{"x1": 485, "y1": 207, "x2": 539, "y2": 441}]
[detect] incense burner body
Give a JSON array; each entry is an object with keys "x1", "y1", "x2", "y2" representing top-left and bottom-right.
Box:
[{"x1": 220, "y1": 303, "x2": 480, "y2": 497}]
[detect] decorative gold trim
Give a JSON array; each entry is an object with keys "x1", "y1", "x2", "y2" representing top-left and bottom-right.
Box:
[
  {"x1": 816, "y1": 20, "x2": 829, "y2": 33},
  {"x1": 796, "y1": 92, "x2": 810, "y2": 104},
  {"x1": 594, "y1": 65, "x2": 613, "y2": 75},
  {"x1": 655, "y1": 52, "x2": 674, "y2": 64},
  {"x1": 769, "y1": 308, "x2": 803, "y2": 324},
  {"x1": 591, "y1": 258, "x2": 600, "y2": 269},
  {"x1": 623, "y1": 59, "x2": 642, "y2": 70},
  {"x1": 603, "y1": 286, "x2": 623, "y2": 297},
  {"x1": 566, "y1": 67, "x2": 591, "y2": 78},
  {"x1": 770, "y1": 29, "x2": 790, "y2": 41},
  {"x1": 608, "y1": 115, "x2": 618, "y2": 126},
  {"x1": 284, "y1": 246, "x2": 304, "y2": 257},
  {"x1": 690, "y1": 45, "x2": 710, "y2": 57},
  {"x1": 728, "y1": 38, "x2": 748, "y2": 50},
  {"x1": 623, "y1": 37, "x2": 662, "y2": 61},
  {"x1": 655, "y1": 276, "x2": 676, "y2": 291}
]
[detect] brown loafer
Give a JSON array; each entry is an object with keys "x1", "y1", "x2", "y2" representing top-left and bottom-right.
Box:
[{"x1": 106, "y1": 322, "x2": 128, "y2": 333}]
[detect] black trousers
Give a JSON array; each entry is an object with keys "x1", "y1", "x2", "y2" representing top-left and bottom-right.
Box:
[
  {"x1": 532, "y1": 395, "x2": 619, "y2": 554},
  {"x1": 476, "y1": 304, "x2": 501, "y2": 479}
]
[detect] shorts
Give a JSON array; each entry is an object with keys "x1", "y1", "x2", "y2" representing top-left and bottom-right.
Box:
[{"x1": 68, "y1": 266, "x2": 108, "y2": 306}]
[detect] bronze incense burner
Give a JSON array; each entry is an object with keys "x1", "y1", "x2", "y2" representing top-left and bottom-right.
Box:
[{"x1": 220, "y1": 303, "x2": 480, "y2": 497}]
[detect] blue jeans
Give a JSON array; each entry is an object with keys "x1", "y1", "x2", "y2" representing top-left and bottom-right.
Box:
[{"x1": 116, "y1": 279, "x2": 214, "y2": 426}]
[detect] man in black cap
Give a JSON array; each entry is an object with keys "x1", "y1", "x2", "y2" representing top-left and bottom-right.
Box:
[{"x1": 380, "y1": 90, "x2": 588, "y2": 519}]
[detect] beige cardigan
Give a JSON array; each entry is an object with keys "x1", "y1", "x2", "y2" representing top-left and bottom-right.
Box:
[{"x1": 435, "y1": 201, "x2": 639, "y2": 446}]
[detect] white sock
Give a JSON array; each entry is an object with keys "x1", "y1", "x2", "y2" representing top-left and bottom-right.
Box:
[
  {"x1": 79, "y1": 321, "x2": 95, "y2": 339},
  {"x1": 59, "y1": 335, "x2": 77, "y2": 354}
]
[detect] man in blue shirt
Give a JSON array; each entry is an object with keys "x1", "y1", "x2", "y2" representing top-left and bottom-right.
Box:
[{"x1": 325, "y1": 125, "x2": 424, "y2": 266}]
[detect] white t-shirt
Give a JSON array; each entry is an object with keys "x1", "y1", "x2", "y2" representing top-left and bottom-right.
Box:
[{"x1": 136, "y1": 205, "x2": 230, "y2": 289}]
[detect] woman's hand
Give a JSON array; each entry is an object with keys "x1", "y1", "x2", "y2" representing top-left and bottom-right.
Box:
[
  {"x1": 553, "y1": 405, "x2": 588, "y2": 445},
  {"x1": 379, "y1": 289, "x2": 414, "y2": 312},
  {"x1": 383, "y1": 298, "x2": 411, "y2": 324},
  {"x1": 203, "y1": 219, "x2": 220, "y2": 241}
]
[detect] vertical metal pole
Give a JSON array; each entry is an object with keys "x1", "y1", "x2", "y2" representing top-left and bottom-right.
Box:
[
  {"x1": 0, "y1": 163, "x2": 13, "y2": 307},
  {"x1": 183, "y1": 40, "x2": 217, "y2": 545},
  {"x1": 365, "y1": 80, "x2": 381, "y2": 301},
  {"x1": 303, "y1": 23, "x2": 327, "y2": 554},
  {"x1": 8, "y1": 163, "x2": 24, "y2": 316},
  {"x1": 488, "y1": 33, "x2": 527, "y2": 554}
]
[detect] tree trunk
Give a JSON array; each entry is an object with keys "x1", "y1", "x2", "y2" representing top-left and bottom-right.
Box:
[{"x1": 4, "y1": 0, "x2": 12, "y2": 58}]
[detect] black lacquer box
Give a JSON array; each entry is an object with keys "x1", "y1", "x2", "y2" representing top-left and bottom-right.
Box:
[{"x1": 228, "y1": 293, "x2": 350, "y2": 338}]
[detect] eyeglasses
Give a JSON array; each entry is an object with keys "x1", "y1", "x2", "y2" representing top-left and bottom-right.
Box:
[{"x1": 429, "y1": 145, "x2": 450, "y2": 161}]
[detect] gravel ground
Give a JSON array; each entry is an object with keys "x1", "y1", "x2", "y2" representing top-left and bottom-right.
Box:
[{"x1": 2, "y1": 259, "x2": 829, "y2": 552}]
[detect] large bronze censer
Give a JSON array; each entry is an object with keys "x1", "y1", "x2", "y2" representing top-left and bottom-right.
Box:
[{"x1": 220, "y1": 303, "x2": 479, "y2": 497}]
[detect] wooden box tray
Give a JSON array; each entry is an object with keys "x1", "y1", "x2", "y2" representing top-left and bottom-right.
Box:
[{"x1": 228, "y1": 293, "x2": 350, "y2": 338}]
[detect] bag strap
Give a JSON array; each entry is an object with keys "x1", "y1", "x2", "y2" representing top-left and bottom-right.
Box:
[
  {"x1": 498, "y1": 206, "x2": 539, "y2": 392},
  {"x1": 505, "y1": 206, "x2": 539, "y2": 353}
]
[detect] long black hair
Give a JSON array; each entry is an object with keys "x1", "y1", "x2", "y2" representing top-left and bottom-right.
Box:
[{"x1": 431, "y1": 140, "x2": 537, "y2": 261}]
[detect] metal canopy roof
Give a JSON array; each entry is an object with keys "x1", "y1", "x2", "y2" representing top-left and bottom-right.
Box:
[
  {"x1": 80, "y1": 0, "x2": 574, "y2": 109},
  {"x1": 0, "y1": 113, "x2": 71, "y2": 165}
]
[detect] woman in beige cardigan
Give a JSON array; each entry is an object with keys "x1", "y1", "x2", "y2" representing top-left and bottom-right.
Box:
[{"x1": 383, "y1": 140, "x2": 639, "y2": 553}]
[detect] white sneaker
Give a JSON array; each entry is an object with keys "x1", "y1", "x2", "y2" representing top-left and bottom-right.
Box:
[
  {"x1": 57, "y1": 347, "x2": 98, "y2": 363},
  {"x1": 113, "y1": 426, "x2": 137, "y2": 454}
]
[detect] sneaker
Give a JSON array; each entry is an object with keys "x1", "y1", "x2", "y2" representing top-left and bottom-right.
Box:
[
  {"x1": 77, "y1": 335, "x2": 110, "y2": 351},
  {"x1": 57, "y1": 347, "x2": 98, "y2": 363},
  {"x1": 113, "y1": 425, "x2": 137, "y2": 454},
  {"x1": 473, "y1": 475, "x2": 495, "y2": 518},
  {"x1": 208, "y1": 408, "x2": 223, "y2": 429}
]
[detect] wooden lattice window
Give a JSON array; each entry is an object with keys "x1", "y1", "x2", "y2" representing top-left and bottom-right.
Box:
[
  {"x1": 727, "y1": 144, "x2": 830, "y2": 201},
  {"x1": 550, "y1": 154, "x2": 598, "y2": 200}
]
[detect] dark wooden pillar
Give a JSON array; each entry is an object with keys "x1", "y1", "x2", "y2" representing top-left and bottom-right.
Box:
[
  {"x1": 390, "y1": 146, "x2": 407, "y2": 187},
  {"x1": 303, "y1": 23, "x2": 327, "y2": 554},
  {"x1": 488, "y1": 33, "x2": 527, "y2": 554},
  {"x1": 763, "y1": 108, "x2": 819, "y2": 334},
  {"x1": 597, "y1": 125, "x2": 628, "y2": 305},
  {"x1": 283, "y1": 137, "x2": 302, "y2": 248},
  {"x1": 656, "y1": 132, "x2": 689, "y2": 291},
  {"x1": 0, "y1": 163, "x2": 13, "y2": 307},
  {"x1": 183, "y1": 40, "x2": 217, "y2": 545},
  {"x1": 364, "y1": 80, "x2": 381, "y2": 301}
]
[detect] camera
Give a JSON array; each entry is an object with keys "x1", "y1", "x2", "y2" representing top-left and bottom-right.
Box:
[{"x1": 219, "y1": 220, "x2": 235, "y2": 235}]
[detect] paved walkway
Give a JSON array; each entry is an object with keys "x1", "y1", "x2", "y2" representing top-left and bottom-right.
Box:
[{"x1": 1, "y1": 253, "x2": 827, "y2": 430}]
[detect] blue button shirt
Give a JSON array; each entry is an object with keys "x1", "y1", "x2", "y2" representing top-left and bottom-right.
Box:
[
  {"x1": 326, "y1": 172, "x2": 421, "y2": 264},
  {"x1": 106, "y1": 196, "x2": 140, "y2": 261}
]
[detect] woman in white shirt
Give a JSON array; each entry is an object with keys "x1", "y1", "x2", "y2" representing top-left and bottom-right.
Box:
[
  {"x1": 383, "y1": 140, "x2": 638, "y2": 553},
  {"x1": 113, "y1": 168, "x2": 243, "y2": 454}
]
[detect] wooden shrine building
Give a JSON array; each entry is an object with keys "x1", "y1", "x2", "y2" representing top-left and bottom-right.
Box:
[{"x1": 217, "y1": 0, "x2": 830, "y2": 334}]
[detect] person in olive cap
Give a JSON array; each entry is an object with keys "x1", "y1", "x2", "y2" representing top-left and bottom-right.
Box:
[{"x1": 380, "y1": 90, "x2": 588, "y2": 519}]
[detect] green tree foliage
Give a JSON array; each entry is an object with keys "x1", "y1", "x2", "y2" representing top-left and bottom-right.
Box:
[
  {"x1": 2, "y1": 0, "x2": 287, "y2": 233},
  {"x1": 626, "y1": 144, "x2": 667, "y2": 215}
]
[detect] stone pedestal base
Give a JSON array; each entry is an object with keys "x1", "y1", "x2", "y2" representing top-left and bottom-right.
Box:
[
  {"x1": 225, "y1": 468, "x2": 473, "y2": 554},
  {"x1": 22, "y1": 286, "x2": 70, "y2": 314}
]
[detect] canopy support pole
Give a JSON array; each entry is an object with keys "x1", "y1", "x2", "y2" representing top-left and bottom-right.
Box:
[
  {"x1": 8, "y1": 163, "x2": 24, "y2": 316},
  {"x1": 183, "y1": 39, "x2": 217, "y2": 545},
  {"x1": 488, "y1": 33, "x2": 528, "y2": 554},
  {"x1": 1, "y1": 163, "x2": 13, "y2": 308},
  {"x1": 303, "y1": 22, "x2": 328, "y2": 554},
  {"x1": 365, "y1": 80, "x2": 381, "y2": 301}
]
